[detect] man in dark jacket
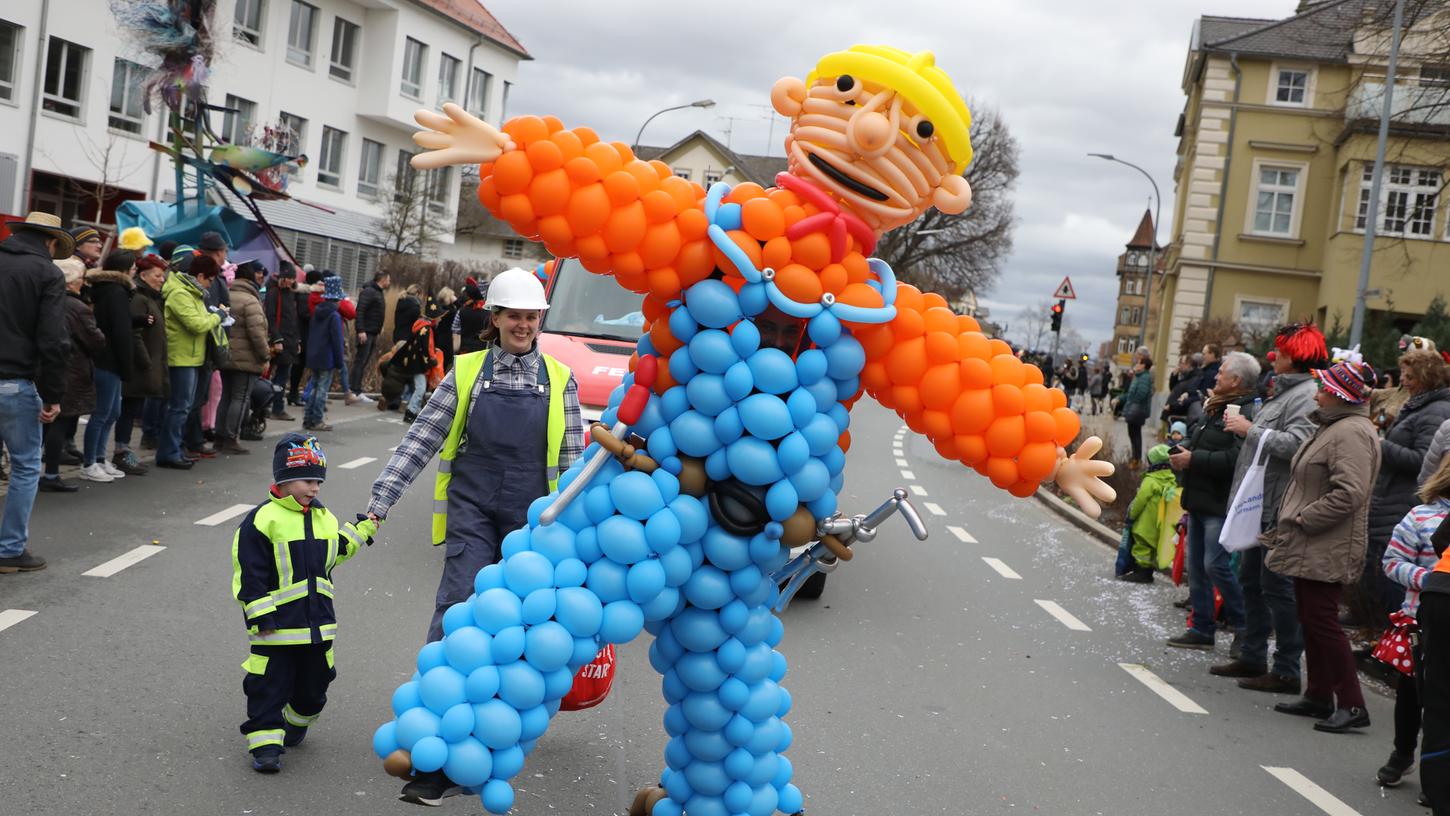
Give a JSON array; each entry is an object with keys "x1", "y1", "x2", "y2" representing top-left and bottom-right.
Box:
[
  {"x1": 0, "y1": 213, "x2": 74, "y2": 573},
  {"x1": 288, "y1": 267, "x2": 319, "y2": 405},
  {"x1": 264, "y1": 264, "x2": 301, "y2": 420},
  {"x1": 351, "y1": 271, "x2": 389, "y2": 394},
  {"x1": 304, "y1": 276, "x2": 346, "y2": 432}
]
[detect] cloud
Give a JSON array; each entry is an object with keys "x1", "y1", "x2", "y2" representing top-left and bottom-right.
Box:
[{"x1": 480, "y1": 0, "x2": 1296, "y2": 347}]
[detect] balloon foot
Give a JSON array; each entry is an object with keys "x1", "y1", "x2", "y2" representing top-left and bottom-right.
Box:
[{"x1": 628, "y1": 784, "x2": 667, "y2": 816}]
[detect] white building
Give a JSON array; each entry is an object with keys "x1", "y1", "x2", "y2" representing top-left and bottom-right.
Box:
[{"x1": 0, "y1": 0, "x2": 527, "y2": 288}]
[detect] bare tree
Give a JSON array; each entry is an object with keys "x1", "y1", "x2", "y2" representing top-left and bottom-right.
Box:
[
  {"x1": 1011, "y1": 299, "x2": 1055, "y2": 352},
  {"x1": 45, "y1": 130, "x2": 150, "y2": 227},
  {"x1": 369, "y1": 168, "x2": 454, "y2": 259},
  {"x1": 873, "y1": 100, "x2": 1019, "y2": 304}
]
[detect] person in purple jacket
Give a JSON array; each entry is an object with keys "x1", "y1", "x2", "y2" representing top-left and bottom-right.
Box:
[{"x1": 303, "y1": 276, "x2": 346, "y2": 432}]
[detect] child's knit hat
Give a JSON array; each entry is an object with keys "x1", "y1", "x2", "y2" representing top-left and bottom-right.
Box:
[
  {"x1": 1169, "y1": 421, "x2": 1187, "y2": 438},
  {"x1": 1147, "y1": 444, "x2": 1171, "y2": 466},
  {"x1": 274, "y1": 433, "x2": 327, "y2": 484}
]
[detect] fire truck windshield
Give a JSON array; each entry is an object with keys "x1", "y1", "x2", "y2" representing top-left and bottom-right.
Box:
[{"x1": 542, "y1": 259, "x2": 647, "y2": 343}]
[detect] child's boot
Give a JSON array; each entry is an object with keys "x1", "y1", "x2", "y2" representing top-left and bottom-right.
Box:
[{"x1": 251, "y1": 748, "x2": 282, "y2": 774}]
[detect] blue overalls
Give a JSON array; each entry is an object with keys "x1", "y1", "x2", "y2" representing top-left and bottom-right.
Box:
[{"x1": 426, "y1": 354, "x2": 551, "y2": 641}]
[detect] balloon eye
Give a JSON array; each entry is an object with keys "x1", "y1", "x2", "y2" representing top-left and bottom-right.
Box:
[
  {"x1": 835, "y1": 75, "x2": 855, "y2": 93},
  {"x1": 916, "y1": 120, "x2": 935, "y2": 139}
]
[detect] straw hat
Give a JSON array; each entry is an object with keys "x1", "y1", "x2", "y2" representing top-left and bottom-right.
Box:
[{"x1": 11, "y1": 212, "x2": 74, "y2": 259}]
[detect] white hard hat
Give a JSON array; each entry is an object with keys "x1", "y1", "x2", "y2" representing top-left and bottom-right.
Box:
[{"x1": 486, "y1": 267, "x2": 550, "y2": 310}]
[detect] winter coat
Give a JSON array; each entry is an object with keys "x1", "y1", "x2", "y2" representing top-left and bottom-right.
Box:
[
  {"x1": 306, "y1": 300, "x2": 345, "y2": 371},
  {"x1": 163, "y1": 272, "x2": 222, "y2": 367},
  {"x1": 356, "y1": 281, "x2": 387, "y2": 336},
  {"x1": 263, "y1": 283, "x2": 301, "y2": 364},
  {"x1": 1420, "y1": 417, "x2": 1450, "y2": 485},
  {"x1": 1179, "y1": 393, "x2": 1257, "y2": 517},
  {"x1": 0, "y1": 231, "x2": 71, "y2": 403},
  {"x1": 1122, "y1": 370, "x2": 1153, "y2": 422},
  {"x1": 208, "y1": 272, "x2": 230, "y2": 309},
  {"x1": 1225, "y1": 373, "x2": 1318, "y2": 531},
  {"x1": 224, "y1": 278, "x2": 271, "y2": 375},
  {"x1": 86, "y1": 269, "x2": 136, "y2": 380},
  {"x1": 61, "y1": 290, "x2": 105, "y2": 417},
  {"x1": 125, "y1": 278, "x2": 167, "y2": 399},
  {"x1": 1129, "y1": 466, "x2": 1178, "y2": 556},
  {"x1": 457, "y1": 304, "x2": 491, "y2": 355},
  {"x1": 293, "y1": 289, "x2": 312, "y2": 353},
  {"x1": 1163, "y1": 366, "x2": 1202, "y2": 419},
  {"x1": 1267, "y1": 402, "x2": 1381, "y2": 584},
  {"x1": 1369, "y1": 388, "x2": 1450, "y2": 554},
  {"x1": 1384, "y1": 498, "x2": 1448, "y2": 618},
  {"x1": 393, "y1": 295, "x2": 421, "y2": 343}
]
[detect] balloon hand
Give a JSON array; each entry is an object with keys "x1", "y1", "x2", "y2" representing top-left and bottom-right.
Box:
[
  {"x1": 411, "y1": 102, "x2": 513, "y2": 170},
  {"x1": 1050, "y1": 436, "x2": 1116, "y2": 519}
]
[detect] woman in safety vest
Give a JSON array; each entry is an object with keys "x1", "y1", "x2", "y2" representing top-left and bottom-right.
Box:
[{"x1": 364, "y1": 267, "x2": 585, "y2": 644}]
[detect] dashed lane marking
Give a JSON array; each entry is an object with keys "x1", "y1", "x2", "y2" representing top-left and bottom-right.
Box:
[
  {"x1": 195, "y1": 503, "x2": 254, "y2": 527},
  {"x1": 910, "y1": 484, "x2": 928, "y2": 496},
  {"x1": 900, "y1": 470, "x2": 916, "y2": 480},
  {"x1": 339, "y1": 456, "x2": 378, "y2": 470},
  {"x1": 1117, "y1": 663, "x2": 1208, "y2": 715},
  {"x1": 895, "y1": 458, "x2": 910, "y2": 467},
  {"x1": 84, "y1": 544, "x2": 166, "y2": 578},
  {"x1": 0, "y1": 609, "x2": 37, "y2": 633},
  {"x1": 1034, "y1": 599, "x2": 1092, "y2": 631},
  {"x1": 1261, "y1": 767, "x2": 1363, "y2": 816},
  {"x1": 923, "y1": 502, "x2": 945, "y2": 516},
  {"x1": 387, "y1": 445, "x2": 400, "y2": 452},
  {"x1": 947, "y1": 526, "x2": 977, "y2": 543},
  {"x1": 981, "y1": 557, "x2": 1021, "y2": 580}
]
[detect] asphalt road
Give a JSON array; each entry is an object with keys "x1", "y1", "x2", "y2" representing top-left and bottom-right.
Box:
[{"x1": 0, "y1": 400, "x2": 1419, "y2": 815}]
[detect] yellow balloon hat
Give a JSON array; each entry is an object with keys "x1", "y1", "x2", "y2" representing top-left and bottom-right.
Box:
[{"x1": 118, "y1": 226, "x2": 153, "y2": 251}]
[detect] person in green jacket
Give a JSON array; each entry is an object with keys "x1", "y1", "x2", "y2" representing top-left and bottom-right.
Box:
[
  {"x1": 158, "y1": 254, "x2": 227, "y2": 469},
  {"x1": 1120, "y1": 443, "x2": 1178, "y2": 583},
  {"x1": 1120, "y1": 357, "x2": 1154, "y2": 465}
]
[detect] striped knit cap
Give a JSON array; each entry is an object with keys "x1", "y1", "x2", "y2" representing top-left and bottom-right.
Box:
[{"x1": 1312, "y1": 360, "x2": 1376, "y2": 405}]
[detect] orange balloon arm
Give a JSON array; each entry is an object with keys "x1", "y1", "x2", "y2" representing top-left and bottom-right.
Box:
[{"x1": 856, "y1": 285, "x2": 1082, "y2": 499}]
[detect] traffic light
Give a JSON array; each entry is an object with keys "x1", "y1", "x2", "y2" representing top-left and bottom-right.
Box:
[{"x1": 1050, "y1": 299, "x2": 1065, "y2": 332}]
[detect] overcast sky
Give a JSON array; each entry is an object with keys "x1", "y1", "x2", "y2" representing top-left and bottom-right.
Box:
[{"x1": 480, "y1": 0, "x2": 1300, "y2": 349}]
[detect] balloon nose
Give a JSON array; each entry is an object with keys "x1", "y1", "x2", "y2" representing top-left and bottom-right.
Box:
[{"x1": 851, "y1": 111, "x2": 893, "y2": 153}]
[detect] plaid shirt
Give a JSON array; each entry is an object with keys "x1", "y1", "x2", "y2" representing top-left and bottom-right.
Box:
[{"x1": 368, "y1": 345, "x2": 584, "y2": 519}]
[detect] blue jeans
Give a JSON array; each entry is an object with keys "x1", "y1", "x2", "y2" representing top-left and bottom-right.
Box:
[
  {"x1": 1186, "y1": 512, "x2": 1245, "y2": 636},
  {"x1": 161, "y1": 366, "x2": 200, "y2": 463},
  {"x1": 269, "y1": 361, "x2": 291, "y2": 414},
  {"x1": 141, "y1": 397, "x2": 165, "y2": 441},
  {"x1": 304, "y1": 369, "x2": 333, "y2": 426},
  {"x1": 0, "y1": 380, "x2": 43, "y2": 558},
  {"x1": 406, "y1": 373, "x2": 427, "y2": 415},
  {"x1": 1238, "y1": 544, "x2": 1303, "y2": 679},
  {"x1": 84, "y1": 368, "x2": 123, "y2": 465}
]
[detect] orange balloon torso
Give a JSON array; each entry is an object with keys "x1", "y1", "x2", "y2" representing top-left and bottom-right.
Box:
[{"x1": 478, "y1": 115, "x2": 1079, "y2": 497}]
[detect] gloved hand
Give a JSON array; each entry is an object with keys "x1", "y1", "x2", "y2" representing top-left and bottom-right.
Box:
[
  {"x1": 220, "y1": 316, "x2": 236, "y2": 329},
  {"x1": 349, "y1": 514, "x2": 381, "y2": 545}
]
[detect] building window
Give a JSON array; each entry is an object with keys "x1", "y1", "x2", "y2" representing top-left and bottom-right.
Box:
[
  {"x1": 0, "y1": 20, "x2": 21, "y2": 103},
  {"x1": 221, "y1": 94, "x2": 256, "y2": 144},
  {"x1": 672, "y1": 168, "x2": 692, "y2": 181},
  {"x1": 1236, "y1": 297, "x2": 1289, "y2": 336},
  {"x1": 318, "y1": 126, "x2": 346, "y2": 188},
  {"x1": 501, "y1": 80, "x2": 512, "y2": 119},
  {"x1": 1356, "y1": 164, "x2": 1440, "y2": 238},
  {"x1": 1421, "y1": 65, "x2": 1450, "y2": 88},
  {"x1": 276, "y1": 111, "x2": 307, "y2": 153},
  {"x1": 286, "y1": 1, "x2": 317, "y2": 68},
  {"x1": 42, "y1": 37, "x2": 88, "y2": 119},
  {"x1": 1122, "y1": 273, "x2": 1145, "y2": 296},
  {"x1": 358, "y1": 138, "x2": 383, "y2": 196},
  {"x1": 1116, "y1": 336, "x2": 1134, "y2": 355},
  {"x1": 108, "y1": 59, "x2": 148, "y2": 134},
  {"x1": 466, "y1": 67, "x2": 490, "y2": 117},
  {"x1": 1275, "y1": 69, "x2": 1308, "y2": 105},
  {"x1": 395, "y1": 149, "x2": 418, "y2": 201},
  {"x1": 1129, "y1": 306, "x2": 1143, "y2": 325},
  {"x1": 438, "y1": 54, "x2": 460, "y2": 104},
  {"x1": 503, "y1": 238, "x2": 525, "y2": 259},
  {"x1": 703, "y1": 170, "x2": 723, "y2": 187},
  {"x1": 427, "y1": 167, "x2": 452, "y2": 213},
  {"x1": 328, "y1": 17, "x2": 358, "y2": 82},
  {"x1": 1252, "y1": 166, "x2": 1299, "y2": 236},
  {"x1": 401, "y1": 38, "x2": 426, "y2": 99},
  {"x1": 233, "y1": 0, "x2": 265, "y2": 48}
]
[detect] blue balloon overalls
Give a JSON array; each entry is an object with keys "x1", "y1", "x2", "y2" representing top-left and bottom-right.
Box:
[{"x1": 426, "y1": 353, "x2": 552, "y2": 642}]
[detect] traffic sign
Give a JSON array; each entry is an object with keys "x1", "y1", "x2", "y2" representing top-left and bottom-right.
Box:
[{"x1": 1053, "y1": 277, "x2": 1077, "y2": 300}]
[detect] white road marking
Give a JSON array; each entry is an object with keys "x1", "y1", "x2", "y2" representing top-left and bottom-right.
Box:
[
  {"x1": 195, "y1": 503, "x2": 254, "y2": 527},
  {"x1": 1117, "y1": 663, "x2": 1208, "y2": 715},
  {"x1": 1034, "y1": 599, "x2": 1092, "y2": 631},
  {"x1": 981, "y1": 557, "x2": 1021, "y2": 580},
  {"x1": 387, "y1": 445, "x2": 400, "y2": 452},
  {"x1": 895, "y1": 458, "x2": 910, "y2": 467},
  {"x1": 910, "y1": 484, "x2": 928, "y2": 496},
  {"x1": 339, "y1": 456, "x2": 378, "y2": 470},
  {"x1": 84, "y1": 544, "x2": 166, "y2": 578},
  {"x1": 947, "y1": 525, "x2": 977, "y2": 543},
  {"x1": 900, "y1": 469, "x2": 916, "y2": 480},
  {"x1": 1261, "y1": 767, "x2": 1364, "y2": 816},
  {"x1": 0, "y1": 609, "x2": 38, "y2": 632},
  {"x1": 923, "y1": 502, "x2": 945, "y2": 516}
]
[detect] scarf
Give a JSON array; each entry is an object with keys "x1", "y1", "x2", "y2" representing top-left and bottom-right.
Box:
[{"x1": 1203, "y1": 385, "x2": 1252, "y2": 417}]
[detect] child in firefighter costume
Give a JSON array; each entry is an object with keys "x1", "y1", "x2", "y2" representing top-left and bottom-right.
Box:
[{"x1": 369, "y1": 45, "x2": 1116, "y2": 814}]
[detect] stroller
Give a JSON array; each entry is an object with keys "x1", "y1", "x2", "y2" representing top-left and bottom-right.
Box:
[{"x1": 240, "y1": 377, "x2": 283, "y2": 441}]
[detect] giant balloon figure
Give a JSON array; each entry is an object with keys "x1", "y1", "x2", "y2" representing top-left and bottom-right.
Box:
[{"x1": 372, "y1": 45, "x2": 1116, "y2": 815}]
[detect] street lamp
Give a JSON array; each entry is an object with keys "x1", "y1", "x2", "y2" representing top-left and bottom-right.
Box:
[
  {"x1": 632, "y1": 99, "x2": 716, "y2": 152},
  {"x1": 1089, "y1": 153, "x2": 1161, "y2": 351}
]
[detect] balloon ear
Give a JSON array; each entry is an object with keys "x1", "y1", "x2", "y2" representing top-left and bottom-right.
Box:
[
  {"x1": 933, "y1": 175, "x2": 972, "y2": 215},
  {"x1": 771, "y1": 77, "x2": 807, "y2": 118}
]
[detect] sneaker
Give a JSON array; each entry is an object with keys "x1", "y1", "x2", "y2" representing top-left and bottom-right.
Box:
[
  {"x1": 270, "y1": 410, "x2": 296, "y2": 421},
  {"x1": 100, "y1": 461, "x2": 127, "y2": 479},
  {"x1": 399, "y1": 771, "x2": 462, "y2": 807},
  {"x1": 303, "y1": 422, "x2": 334, "y2": 432},
  {"x1": 1208, "y1": 659, "x2": 1266, "y2": 678},
  {"x1": 1377, "y1": 750, "x2": 1415, "y2": 786},
  {"x1": 1166, "y1": 630, "x2": 1215, "y2": 650},
  {"x1": 0, "y1": 550, "x2": 47, "y2": 573},
  {"x1": 38, "y1": 476, "x2": 80, "y2": 493},
  {"x1": 139, "y1": 435, "x2": 158, "y2": 450},
  {"x1": 79, "y1": 463, "x2": 114, "y2": 482},
  {"x1": 1237, "y1": 673, "x2": 1300, "y2": 694},
  {"x1": 251, "y1": 749, "x2": 282, "y2": 774},
  {"x1": 355, "y1": 393, "x2": 375, "y2": 404},
  {"x1": 112, "y1": 451, "x2": 149, "y2": 476},
  {"x1": 282, "y1": 723, "x2": 307, "y2": 748}
]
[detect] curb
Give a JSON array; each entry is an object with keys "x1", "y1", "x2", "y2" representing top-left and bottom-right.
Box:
[{"x1": 1034, "y1": 487, "x2": 1119, "y2": 549}]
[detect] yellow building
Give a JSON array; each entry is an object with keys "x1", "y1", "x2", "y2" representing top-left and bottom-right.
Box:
[
  {"x1": 1111, "y1": 210, "x2": 1162, "y2": 366},
  {"x1": 1154, "y1": 0, "x2": 1450, "y2": 382}
]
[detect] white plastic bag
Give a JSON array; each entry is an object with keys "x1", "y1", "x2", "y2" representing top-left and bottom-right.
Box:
[{"x1": 1220, "y1": 430, "x2": 1272, "y2": 552}]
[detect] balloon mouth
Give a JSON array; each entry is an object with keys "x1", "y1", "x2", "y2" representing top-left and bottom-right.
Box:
[{"x1": 807, "y1": 152, "x2": 887, "y2": 202}]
